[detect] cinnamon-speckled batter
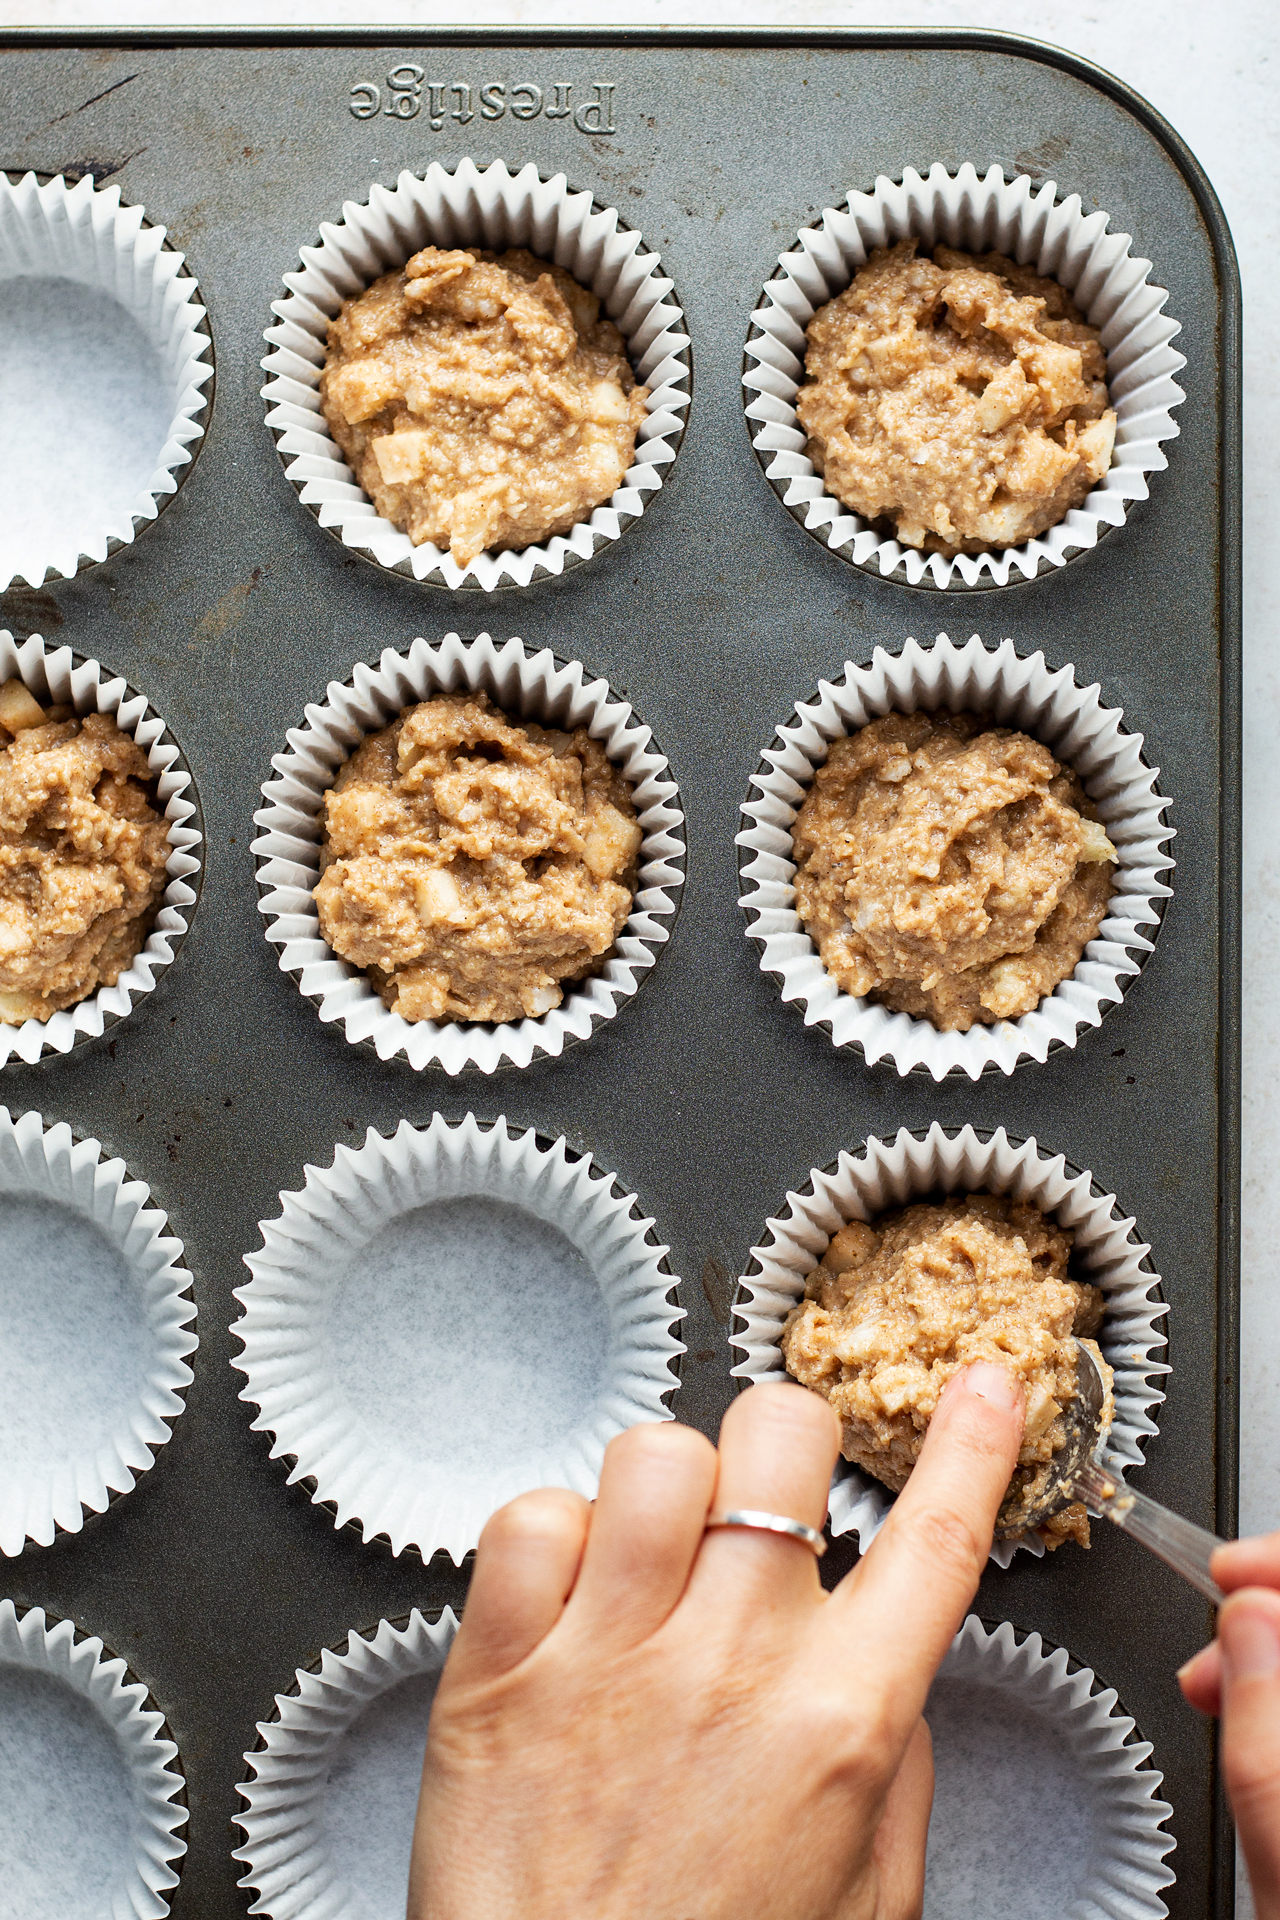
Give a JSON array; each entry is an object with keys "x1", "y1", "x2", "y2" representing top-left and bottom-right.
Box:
[
  {"x1": 781, "y1": 1193, "x2": 1114, "y2": 1550},
  {"x1": 797, "y1": 241, "x2": 1115, "y2": 555},
  {"x1": 315, "y1": 691, "x2": 642, "y2": 1025},
  {"x1": 0, "y1": 681, "x2": 169, "y2": 1023},
  {"x1": 792, "y1": 711, "x2": 1116, "y2": 1031},
  {"x1": 321, "y1": 246, "x2": 648, "y2": 567}
]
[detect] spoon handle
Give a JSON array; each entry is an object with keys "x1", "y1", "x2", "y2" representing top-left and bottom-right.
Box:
[{"x1": 1077, "y1": 1464, "x2": 1226, "y2": 1603}]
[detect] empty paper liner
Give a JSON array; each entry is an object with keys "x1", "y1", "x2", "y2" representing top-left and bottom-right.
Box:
[
  {"x1": 235, "y1": 1608, "x2": 457, "y2": 1920},
  {"x1": 924, "y1": 1616, "x2": 1174, "y2": 1918},
  {"x1": 0, "y1": 170, "x2": 212, "y2": 591},
  {"x1": 234, "y1": 1113, "x2": 685, "y2": 1562},
  {"x1": 0, "y1": 1600, "x2": 187, "y2": 1917},
  {"x1": 0, "y1": 1107, "x2": 197, "y2": 1556}
]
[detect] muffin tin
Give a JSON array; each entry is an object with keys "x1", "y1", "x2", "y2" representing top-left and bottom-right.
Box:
[{"x1": 0, "y1": 26, "x2": 1239, "y2": 1920}]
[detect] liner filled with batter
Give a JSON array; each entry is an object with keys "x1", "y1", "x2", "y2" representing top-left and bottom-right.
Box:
[
  {"x1": 254, "y1": 632, "x2": 685, "y2": 1075},
  {"x1": 731, "y1": 1122, "x2": 1169, "y2": 1567},
  {"x1": 738, "y1": 631, "x2": 1175, "y2": 1079},
  {"x1": 743, "y1": 162, "x2": 1185, "y2": 588},
  {"x1": 263, "y1": 159, "x2": 691, "y2": 591},
  {"x1": 0, "y1": 631, "x2": 203, "y2": 1068},
  {"x1": 781, "y1": 1193, "x2": 1115, "y2": 1550}
]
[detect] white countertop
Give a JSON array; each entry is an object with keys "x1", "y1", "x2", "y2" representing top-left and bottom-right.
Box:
[{"x1": 7, "y1": 3, "x2": 1277, "y2": 1897}]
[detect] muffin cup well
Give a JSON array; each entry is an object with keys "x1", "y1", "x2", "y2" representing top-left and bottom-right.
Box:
[
  {"x1": 742, "y1": 162, "x2": 1185, "y2": 589},
  {"x1": 925, "y1": 1617, "x2": 1174, "y2": 1917},
  {"x1": 0, "y1": 171, "x2": 213, "y2": 591},
  {"x1": 235, "y1": 1609, "x2": 458, "y2": 1920},
  {"x1": 0, "y1": 1602, "x2": 188, "y2": 1914},
  {"x1": 732, "y1": 1123, "x2": 1168, "y2": 1569},
  {"x1": 0, "y1": 1106, "x2": 197, "y2": 1556},
  {"x1": 737, "y1": 631, "x2": 1174, "y2": 1081},
  {"x1": 252, "y1": 630, "x2": 685, "y2": 1076},
  {"x1": 0, "y1": 631, "x2": 204, "y2": 1067},
  {"x1": 261, "y1": 157, "x2": 691, "y2": 590},
  {"x1": 233, "y1": 1113, "x2": 685, "y2": 1563}
]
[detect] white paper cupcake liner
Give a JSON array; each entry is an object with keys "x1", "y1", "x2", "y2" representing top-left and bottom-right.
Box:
[
  {"x1": 743, "y1": 162, "x2": 1185, "y2": 589},
  {"x1": 925, "y1": 1616, "x2": 1174, "y2": 1918},
  {"x1": 737, "y1": 632, "x2": 1174, "y2": 1081},
  {"x1": 234, "y1": 1608, "x2": 458, "y2": 1920},
  {"x1": 233, "y1": 1113, "x2": 685, "y2": 1563},
  {"x1": 0, "y1": 631, "x2": 204, "y2": 1067},
  {"x1": 261, "y1": 157, "x2": 691, "y2": 590},
  {"x1": 0, "y1": 171, "x2": 213, "y2": 591},
  {"x1": 0, "y1": 1601, "x2": 188, "y2": 1916},
  {"x1": 1, "y1": 1106, "x2": 197, "y2": 1556},
  {"x1": 252, "y1": 631, "x2": 684, "y2": 1075},
  {"x1": 732, "y1": 1123, "x2": 1168, "y2": 1569}
]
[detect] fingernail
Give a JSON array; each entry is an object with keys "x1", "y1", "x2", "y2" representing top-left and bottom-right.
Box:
[
  {"x1": 961, "y1": 1361, "x2": 1023, "y2": 1411},
  {"x1": 1222, "y1": 1608, "x2": 1280, "y2": 1683}
]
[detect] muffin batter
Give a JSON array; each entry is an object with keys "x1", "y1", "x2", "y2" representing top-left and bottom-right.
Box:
[
  {"x1": 315, "y1": 691, "x2": 643, "y2": 1024},
  {"x1": 0, "y1": 680, "x2": 169, "y2": 1023},
  {"x1": 796, "y1": 240, "x2": 1116, "y2": 554},
  {"x1": 781, "y1": 1193, "x2": 1114, "y2": 1549},
  {"x1": 321, "y1": 246, "x2": 649, "y2": 567},
  {"x1": 792, "y1": 711, "x2": 1117, "y2": 1031}
]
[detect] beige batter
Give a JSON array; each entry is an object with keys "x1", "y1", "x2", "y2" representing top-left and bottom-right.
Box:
[
  {"x1": 781, "y1": 1193, "x2": 1114, "y2": 1550},
  {"x1": 796, "y1": 240, "x2": 1116, "y2": 555},
  {"x1": 321, "y1": 246, "x2": 649, "y2": 567},
  {"x1": 0, "y1": 680, "x2": 170, "y2": 1024},
  {"x1": 315, "y1": 691, "x2": 643, "y2": 1025},
  {"x1": 793, "y1": 711, "x2": 1117, "y2": 1032}
]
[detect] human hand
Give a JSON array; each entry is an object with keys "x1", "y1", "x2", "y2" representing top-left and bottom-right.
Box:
[
  {"x1": 408, "y1": 1365, "x2": 1025, "y2": 1920},
  {"x1": 1179, "y1": 1533, "x2": 1280, "y2": 1920}
]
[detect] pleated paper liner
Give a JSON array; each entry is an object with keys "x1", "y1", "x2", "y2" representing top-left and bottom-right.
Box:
[
  {"x1": 0, "y1": 171, "x2": 212, "y2": 591},
  {"x1": 1, "y1": 1106, "x2": 197, "y2": 1557},
  {"x1": 235, "y1": 1609, "x2": 457, "y2": 1920},
  {"x1": 261, "y1": 157, "x2": 691, "y2": 590},
  {"x1": 925, "y1": 1617, "x2": 1174, "y2": 1919},
  {"x1": 732, "y1": 1123, "x2": 1168, "y2": 1569},
  {"x1": 0, "y1": 1601, "x2": 188, "y2": 1916},
  {"x1": 737, "y1": 632, "x2": 1174, "y2": 1081},
  {"x1": 0, "y1": 631, "x2": 204, "y2": 1068},
  {"x1": 233, "y1": 1114, "x2": 685, "y2": 1563},
  {"x1": 252, "y1": 631, "x2": 685, "y2": 1076},
  {"x1": 232, "y1": 1610, "x2": 1176, "y2": 1920},
  {"x1": 743, "y1": 162, "x2": 1185, "y2": 589}
]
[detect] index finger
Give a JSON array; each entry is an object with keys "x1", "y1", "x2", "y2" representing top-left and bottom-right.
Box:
[{"x1": 825, "y1": 1361, "x2": 1024, "y2": 1747}]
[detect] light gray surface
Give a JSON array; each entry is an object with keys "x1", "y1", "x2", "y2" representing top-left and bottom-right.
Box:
[
  {"x1": 924, "y1": 1677, "x2": 1098, "y2": 1920},
  {"x1": 330, "y1": 1197, "x2": 610, "y2": 1474},
  {"x1": 323, "y1": 1669, "x2": 438, "y2": 1920},
  {"x1": 0, "y1": 275, "x2": 171, "y2": 577},
  {"x1": 2, "y1": 1193, "x2": 150, "y2": 1476},
  {"x1": 0, "y1": 1663, "x2": 133, "y2": 1918}
]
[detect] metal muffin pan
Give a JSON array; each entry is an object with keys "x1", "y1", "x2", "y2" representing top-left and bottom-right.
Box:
[{"x1": 0, "y1": 27, "x2": 1239, "y2": 1920}]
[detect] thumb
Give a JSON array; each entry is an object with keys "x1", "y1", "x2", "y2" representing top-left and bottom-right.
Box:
[{"x1": 1220, "y1": 1589, "x2": 1280, "y2": 1919}]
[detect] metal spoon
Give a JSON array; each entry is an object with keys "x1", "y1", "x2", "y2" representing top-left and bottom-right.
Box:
[{"x1": 1010, "y1": 1339, "x2": 1227, "y2": 1604}]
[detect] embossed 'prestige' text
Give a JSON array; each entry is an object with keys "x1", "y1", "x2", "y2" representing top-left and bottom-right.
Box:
[{"x1": 349, "y1": 70, "x2": 617, "y2": 134}]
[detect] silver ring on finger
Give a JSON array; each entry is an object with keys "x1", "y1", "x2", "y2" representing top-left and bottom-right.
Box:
[{"x1": 704, "y1": 1508, "x2": 827, "y2": 1558}]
